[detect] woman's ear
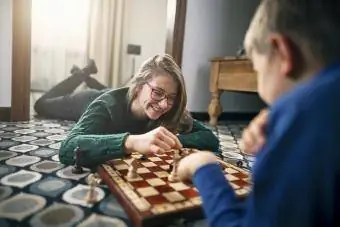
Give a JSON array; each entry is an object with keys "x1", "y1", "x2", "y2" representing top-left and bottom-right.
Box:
[{"x1": 135, "y1": 84, "x2": 143, "y2": 96}]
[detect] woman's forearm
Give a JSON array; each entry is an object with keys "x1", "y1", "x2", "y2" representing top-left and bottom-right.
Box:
[{"x1": 59, "y1": 132, "x2": 130, "y2": 166}]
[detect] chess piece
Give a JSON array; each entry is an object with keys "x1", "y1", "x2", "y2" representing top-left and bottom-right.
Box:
[
  {"x1": 127, "y1": 159, "x2": 138, "y2": 179},
  {"x1": 168, "y1": 150, "x2": 181, "y2": 182},
  {"x1": 85, "y1": 173, "x2": 102, "y2": 204},
  {"x1": 72, "y1": 147, "x2": 84, "y2": 174}
]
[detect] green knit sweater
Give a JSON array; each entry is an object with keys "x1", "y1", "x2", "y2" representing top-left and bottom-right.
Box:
[{"x1": 59, "y1": 87, "x2": 220, "y2": 167}]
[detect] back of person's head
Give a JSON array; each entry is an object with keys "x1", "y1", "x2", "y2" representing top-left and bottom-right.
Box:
[
  {"x1": 127, "y1": 54, "x2": 189, "y2": 133},
  {"x1": 245, "y1": 0, "x2": 340, "y2": 71},
  {"x1": 244, "y1": 0, "x2": 340, "y2": 104}
]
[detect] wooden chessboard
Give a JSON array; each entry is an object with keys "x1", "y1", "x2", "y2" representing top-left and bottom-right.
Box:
[{"x1": 97, "y1": 148, "x2": 251, "y2": 227}]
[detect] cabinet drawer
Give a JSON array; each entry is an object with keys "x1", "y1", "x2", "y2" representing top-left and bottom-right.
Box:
[{"x1": 218, "y1": 72, "x2": 257, "y2": 92}]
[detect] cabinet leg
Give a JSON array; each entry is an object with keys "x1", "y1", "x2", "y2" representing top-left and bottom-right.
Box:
[{"x1": 208, "y1": 90, "x2": 222, "y2": 126}]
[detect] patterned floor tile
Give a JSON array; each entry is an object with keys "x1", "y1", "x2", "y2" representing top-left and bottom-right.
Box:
[
  {"x1": 29, "y1": 139, "x2": 55, "y2": 146},
  {"x1": 0, "y1": 165, "x2": 17, "y2": 178},
  {"x1": 8, "y1": 144, "x2": 39, "y2": 153},
  {"x1": 98, "y1": 195, "x2": 129, "y2": 219},
  {"x1": 0, "y1": 186, "x2": 13, "y2": 201},
  {"x1": 0, "y1": 151, "x2": 18, "y2": 161},
  {"x1": 29, "y1": 176, "x2": 72, "y2": 198},
  {"x1": 0, "y1": 193, "x2": 46, "y2": 221},
  {"x1": 11, "y1": 135, "x2": 38, "y2": 142},
  {"x1": 78, "y1": 214, "x2": 127, "y2": 227},
  {"x1": 13, "y1": 129, "x2": 36, "y2": 135},
  {"x1": 51, "y1": 154, "x2": 60, "y2": 162},
  {"x1": 5, "y1": 155, "x2": 41, "y2": 167},
  {"x1": 49, "y1": 142, "x2": 61, "y2": 150},
  {"x1": 0, "y1": 118, "x2": 251, "y2": 227},
  {"x1": 29, "y1": 148, "x2": 58, "y2": 158},
  {"x1": 56, "y1": 166, "x2": 90, "y2": 180},
  {"x1": 1, "y1": 170, "x2": 42, "y2": 188},
  {"x1": 62, "y1": 184, "x2": 106, "y2": 208},
  {"x1": 2, "y1": 127, "x2": 20, "y2": 132},
  {"x1": 46, "y1": 134, "x2": 67, "y2": 141},
  {"x1": 0, "y1": 132, "x2": 20, "y2": 139},
  {"x1": 29, "y1": 160, "x2": 64, "y2": 173},
  {"x1": 29, "y1": 202, "x2": 84, "y2": 227},
  {"x1": 0, "y1": 140, "x2": 20, "y2": 150}
]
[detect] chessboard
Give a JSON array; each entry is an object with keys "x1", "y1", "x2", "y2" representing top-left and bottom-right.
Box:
[{"x1": 97, "y1": 148, "x2": 251, "y2": 227}]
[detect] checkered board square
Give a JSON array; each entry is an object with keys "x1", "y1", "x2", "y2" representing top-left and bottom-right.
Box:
[{"x1": 97, "y1": 149, "x2": 251, "y2": 227}]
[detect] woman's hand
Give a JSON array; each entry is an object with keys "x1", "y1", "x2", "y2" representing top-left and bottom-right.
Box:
[
  {"x1": 124, "y1": 126, "x2": 182, "y2": 155},
  {"x1": 177, "y1": 151, "x2": 218, "y2": 182},
  {"x1": 240, "y1": 108, "x2": 268, "y2": 155}
]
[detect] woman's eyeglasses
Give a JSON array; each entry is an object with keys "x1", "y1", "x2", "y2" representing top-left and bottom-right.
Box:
[{"x1": 146, "y1": 83, "x2": 176, "y2": 106}]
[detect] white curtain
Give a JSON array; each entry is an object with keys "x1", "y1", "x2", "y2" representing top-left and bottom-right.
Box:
[
  {"x1": 30, "y1": 0, "x2": 91, "y2": 91},
  {"x1": 87, "y1": 0, "x2": 125, "y2": 88},
  {"x1": 30, "y1": 0, "x2": 124, "y2": 91}
]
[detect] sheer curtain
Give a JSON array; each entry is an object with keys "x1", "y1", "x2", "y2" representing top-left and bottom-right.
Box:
[
  {"x1": 87, "y1": 0, "x2": 125, "y2": 88},
  {"x1": 30, "y1": 0, "x2": 91, "y2": 91},
  {"x1": 30, "y1": 0, "x2": 125, "y2": 92}
]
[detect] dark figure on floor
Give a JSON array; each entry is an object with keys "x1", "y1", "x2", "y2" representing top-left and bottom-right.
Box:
[{"x1": 34, "y1": 60, "x2": 110, "y2": 121}]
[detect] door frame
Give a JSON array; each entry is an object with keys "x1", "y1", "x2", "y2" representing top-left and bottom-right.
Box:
[
  {"x1": 11, "y1": 0, "x2": 32, "y2": 121},
  {"x1": 10, "y1": 0, "x2": 187, "y2": 121}
]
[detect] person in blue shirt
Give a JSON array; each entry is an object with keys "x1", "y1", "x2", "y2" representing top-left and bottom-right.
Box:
[{"x1": 177, "y1": 0, "x2": 340, "y2": 226}]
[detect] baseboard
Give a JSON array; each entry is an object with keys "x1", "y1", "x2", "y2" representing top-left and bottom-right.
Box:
[
  {"x1": 0, "y1": 107, "x2": 11, "y2": 121},
  {"x1": 190, "y1": 111, "x2": 259, "y2": 122}
]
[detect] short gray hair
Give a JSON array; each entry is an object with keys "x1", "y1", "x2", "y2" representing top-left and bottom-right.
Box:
[{"x1": 245, "y1": 0, "x2": 340, "y2": 66}]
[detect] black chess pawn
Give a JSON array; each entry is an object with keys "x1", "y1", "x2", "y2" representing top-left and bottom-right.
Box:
[
  {"x1": 72, "y1": 147, "x2": 84, "y2": 174},
  {"x1": 168, "y1": 163, "x2": 174, "y2": 173},
  {"x1": 236, "y1": 160, "x2": 243, "y2": 168}
]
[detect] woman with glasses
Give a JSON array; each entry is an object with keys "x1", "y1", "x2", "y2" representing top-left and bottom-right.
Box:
[{"x1": 59, "y1": 54, "x2": 219, "y2": 167}]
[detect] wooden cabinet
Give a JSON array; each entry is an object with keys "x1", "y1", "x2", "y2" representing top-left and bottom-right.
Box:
[{"x1": 208, "y1": 57, "x2": 257, "y2": 125}]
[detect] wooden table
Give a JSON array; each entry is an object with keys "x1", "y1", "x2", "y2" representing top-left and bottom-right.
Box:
[{"x1": 208, "y1": 57, "x2": 257, "y2": 125}]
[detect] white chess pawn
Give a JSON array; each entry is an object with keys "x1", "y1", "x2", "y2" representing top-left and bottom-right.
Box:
[
  {"x1": 168, "y1": 150, "x2": 181, "y2": 182},
  {"x1": 85, "y1": 173, "x2": 102, "y2": 204},
  {"x1": 127, "y1": 159, "x2": 138, "y2": 179}
]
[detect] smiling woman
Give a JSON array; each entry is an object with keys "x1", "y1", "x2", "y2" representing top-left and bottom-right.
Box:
[
  {"x1": 10, "y1": 0, "x2": 187, "y2": 122},
  {"x1": 59, "y1": 54, "x2": 220, "y2": 167}
]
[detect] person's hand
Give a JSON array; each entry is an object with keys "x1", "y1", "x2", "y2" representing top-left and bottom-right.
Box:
[
  {"x1": 124, "y1": 126, "x2": 182, "y2": 155},
  {"x1": 177, "y1": 151, "x2": 218, "y2": 182},
  {"x1": 240, "y1": 108, "x2": 269, "y2": 155}
]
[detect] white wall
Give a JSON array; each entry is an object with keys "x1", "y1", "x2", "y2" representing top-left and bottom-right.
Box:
[
  {"x1": 182, "y1": 0, "x2": 265, "y2": 112},
  {"x1": 120, "y1": 0, "x2": 167, "y2": 85},
  {"x1": 0, "y1": 0, "x2": 12, "y2": 107}
]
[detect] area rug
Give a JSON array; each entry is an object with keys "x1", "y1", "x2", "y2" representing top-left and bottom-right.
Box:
[{"x1": 0, "y1": 119, "x2": 251, "y2": 227}]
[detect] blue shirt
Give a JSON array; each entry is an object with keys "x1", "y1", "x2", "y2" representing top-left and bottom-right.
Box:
[{"x1": 193, "y1": 62, "x2": 340, "y2": 227}]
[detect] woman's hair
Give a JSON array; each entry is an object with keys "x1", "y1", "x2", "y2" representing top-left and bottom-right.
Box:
[{"x1": 127, "y1": 54, "x2": 192, "y2": 133}]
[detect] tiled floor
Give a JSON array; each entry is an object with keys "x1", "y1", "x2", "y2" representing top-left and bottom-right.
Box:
[{"x1": 0, "y1": 118, "x2": 252, "y2": 226}]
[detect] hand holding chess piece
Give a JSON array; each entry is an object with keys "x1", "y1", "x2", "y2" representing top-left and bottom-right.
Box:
[
  {"x1": 72, "y1": 147, "x2": 84, "y2": 174},
  {"x1": 85, "y1": 173, "x2": 102, "y2": 204},
  {"x1": 124, "y1": 126, "x2": 182, "y2": 155}
]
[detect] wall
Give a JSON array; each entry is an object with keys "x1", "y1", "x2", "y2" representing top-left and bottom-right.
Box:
[
  {"x1": 120, "y1": 0, "x2": 168, "y2": 85},
  {"x1": 182, "y1": 0, "x2": 265, "y2": 113},
  {"x1": 0, "y1": 0, "x2": 12, "y2": 107}
]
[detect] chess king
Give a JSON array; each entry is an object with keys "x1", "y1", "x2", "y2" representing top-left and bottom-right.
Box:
[{"x1": 58, "y1": 54, "x2": 219, "y2": 168}]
